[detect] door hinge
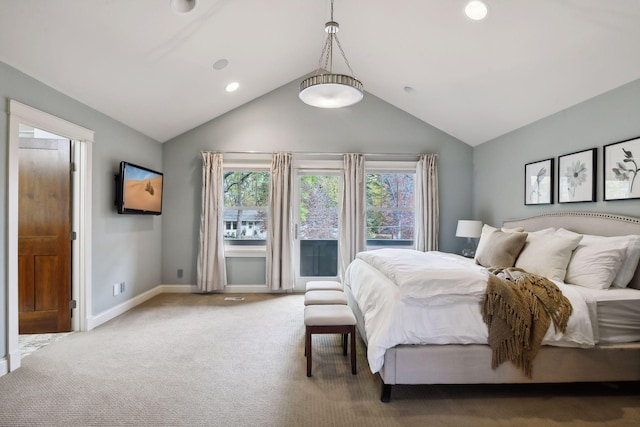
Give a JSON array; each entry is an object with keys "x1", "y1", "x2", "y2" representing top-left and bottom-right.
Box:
[
  {"x1": 71, "y1": 162, "x2": 77, "y2": 172},
  {"x1": 70, "y1": 300, "x2": 77, "y2": 309},
  {"x1": 70, "y1": 231, "x2": 77, "y2": 241}
]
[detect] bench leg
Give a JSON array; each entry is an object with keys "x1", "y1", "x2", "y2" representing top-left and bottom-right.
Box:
[
  {"x1": 305, "y1": 327, "x2": 312, "y2": 377},
  {"x1": 342, "y1": 333, "x2": 348, "y2": 355}
]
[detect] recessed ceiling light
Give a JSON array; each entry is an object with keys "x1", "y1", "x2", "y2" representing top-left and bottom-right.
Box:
[
  {"x1": 465, "y1": 1, "x2": 488, "y2": 21},
  {"x1": 403, "y1": 86, "x2": 415, "y2": 94},
  {"x1": 225, "y1": 82, "x2": 240, "y2": 92},
  {"x1": 213, "y1": 59, "x2": 229, "y2": 71},
  {"x1": 170, "y1": 0, "x2": 197, "y2": 15}
]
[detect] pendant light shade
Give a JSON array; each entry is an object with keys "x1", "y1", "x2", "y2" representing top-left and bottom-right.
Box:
[
  {"x1": 299, "y1": 1, "x2": 363, "y2": 108},
  {"x1": 299, "y1": 74, "x2": 363, "y2": 108}
]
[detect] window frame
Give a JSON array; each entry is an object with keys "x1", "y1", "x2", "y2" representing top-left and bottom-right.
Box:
[
  {"x1": 222, "y1": 162, "x2": 271, "y2": 247},
  {"x1": 365, "y1": 161, "x2": 417, "y2": 249}
]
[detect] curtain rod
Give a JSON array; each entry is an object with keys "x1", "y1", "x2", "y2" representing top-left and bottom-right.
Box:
[{"x1": 200, "y1": 150, "x2": 438, "y2": 158}]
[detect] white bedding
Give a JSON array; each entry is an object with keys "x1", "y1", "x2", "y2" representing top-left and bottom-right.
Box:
[
  {"x1": 345, "y1": 250, "x2": 596, "y2": 373},
  {"x1": 567, "y1": 286, "x2": 640, "y2": 344},
  {"x1": 356, "y1": 249, "x2": 489, "y2": 305}
]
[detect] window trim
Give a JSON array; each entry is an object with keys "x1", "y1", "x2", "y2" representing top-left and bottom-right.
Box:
[
  {"x1": 365, "y1": 168, "x2": 417, "y2": 248},
  {"x1": 223, "y1": 167, "x2": 270, "y2": 245}
]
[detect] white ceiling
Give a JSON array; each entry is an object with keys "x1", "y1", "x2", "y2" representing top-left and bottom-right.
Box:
[{"x1": 1, "y1": 0, "x2": 639, "y2": 146}]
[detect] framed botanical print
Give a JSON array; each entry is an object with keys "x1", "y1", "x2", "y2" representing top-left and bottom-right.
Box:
[
  {"x1": 524, "y1": 158, "x2": 553, "y2": 205},
  {"x1": 558, "y1": 148, "x2": 596, "y2": 203},
  {"x1": 604, "y1": 137, "x2": 640, "y2": 201}
]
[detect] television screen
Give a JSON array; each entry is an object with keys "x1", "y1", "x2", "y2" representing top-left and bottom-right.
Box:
[{"x1": 116, "y1": 161, "x2": 163, "y2": 215}]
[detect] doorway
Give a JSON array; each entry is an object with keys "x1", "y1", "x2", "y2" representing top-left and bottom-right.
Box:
[
  {"x1": 18, "y1": 129, "x2": 72, "y2": 334},
  {"x1": 6, "y1": 100, "x2": 93, "y2": 373},
  {"x1": 293, "y1": 171, "x2": 341, "y2": 289}
]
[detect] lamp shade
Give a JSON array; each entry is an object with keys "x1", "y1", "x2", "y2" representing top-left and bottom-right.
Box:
[
  {"x1": 299, "y1": 74, "x2": 364, "y2": 108},
  {"x1": 456, "y1": 220, "x2": 483, "y2": 238}
]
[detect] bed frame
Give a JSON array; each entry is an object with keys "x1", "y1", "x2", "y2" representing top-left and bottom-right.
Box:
[{"x1": 346, "y1": 212, "x2": 640, "y2": 402}]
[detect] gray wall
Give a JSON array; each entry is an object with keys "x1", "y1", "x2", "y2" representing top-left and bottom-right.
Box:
[
  {"x1": 474, "y1": 79, "x2": 640, "y2": 226},
  {"x1": 1, "y1": 60, "x2": 162, "y2": 359},
  {"x1": 161, "y1": 78, "x2": 473, "y2": 284}
]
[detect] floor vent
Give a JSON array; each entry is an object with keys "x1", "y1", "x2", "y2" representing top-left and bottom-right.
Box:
[{"x1": 224, "y1": 296, "x2": 245, "y2": 301}]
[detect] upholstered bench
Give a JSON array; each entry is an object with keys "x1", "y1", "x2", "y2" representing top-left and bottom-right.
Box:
[
  {"x1": 304, "y1": 290, "x2": 348, "y2": 306},
  {"x1": 305, "y1": 280, "x2": 344, "y2": 292},
  {"x1": 304, "y1": 304, "x2": 357, "y2": 377}
]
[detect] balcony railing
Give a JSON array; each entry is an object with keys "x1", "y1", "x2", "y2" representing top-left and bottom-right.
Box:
[{"x1": 299, "y1": 240, "x2": 337, "y2": 277}]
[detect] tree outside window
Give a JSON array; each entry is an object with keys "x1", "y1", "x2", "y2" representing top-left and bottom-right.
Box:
[
  {"x1": 366, "y1": 173, "x2": 415, "y2": 245},
  {"x1": 299, "y1": 175, "x2": 339, "y2": 240}
]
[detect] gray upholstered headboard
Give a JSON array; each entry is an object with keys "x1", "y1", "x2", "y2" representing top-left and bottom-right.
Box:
[{"x1": 502, "y1": 212, "x2": 640, "y2": 290}]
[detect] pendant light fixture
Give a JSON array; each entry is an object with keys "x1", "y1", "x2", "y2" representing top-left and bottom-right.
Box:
[{"x1": 299, "y1": 0, "x2": 363, "y2": 108}]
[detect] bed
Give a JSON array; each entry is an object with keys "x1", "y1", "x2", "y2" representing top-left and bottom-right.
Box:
[{"x1": 343, "y1": 212, "x2": 640, "y2": 402}]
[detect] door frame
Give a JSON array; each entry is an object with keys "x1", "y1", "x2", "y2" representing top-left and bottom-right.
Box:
[
  {"x1": 292, "y1": 161, "x2": 342, "y2": 291},
  {"x1": 6, "y1": 100, "x2": 93, "y2": 372}
]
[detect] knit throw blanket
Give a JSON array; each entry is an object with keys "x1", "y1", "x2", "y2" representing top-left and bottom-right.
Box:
[{"x1": 481, "y1": 267, "x2": 572, "y2": 378}]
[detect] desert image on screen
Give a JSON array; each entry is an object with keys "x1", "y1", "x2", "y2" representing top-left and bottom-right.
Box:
[{"x1": 123, "y1": 166, "x2": 162, "y2": 212}]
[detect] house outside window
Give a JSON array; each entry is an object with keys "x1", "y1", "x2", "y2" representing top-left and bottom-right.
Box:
[{"x1": 223, "y1": 171, "x2": 269, "y2": 243}]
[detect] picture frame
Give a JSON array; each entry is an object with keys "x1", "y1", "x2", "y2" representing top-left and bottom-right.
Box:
[
  {"x1": 604, "y1": 136, "x2": 640, "y2": 201},
  {"x1": 524, "y1": 158, "x2": 553, "y2": 205},
  {"x1": 558, "y1": 148, "x2": 596, "y2": 203}
]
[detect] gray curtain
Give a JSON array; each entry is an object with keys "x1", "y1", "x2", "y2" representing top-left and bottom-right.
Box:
[
  {"x1": 415, "y1": 154, "x2": 439, "y2": 251},
  {"x1": 338, "y1": 153, "x2": 366, "y2": 281},
  {"x1": 267, "y1": 153, "x2": 294, "y2": 290},
  {"x1": 196, "y1": 152, "x2": 227, "y2": 292}
]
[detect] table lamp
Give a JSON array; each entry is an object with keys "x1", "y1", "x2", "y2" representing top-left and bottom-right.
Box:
[{"x1": 456, "y1": 220, "x2": 483, "y2": 258}]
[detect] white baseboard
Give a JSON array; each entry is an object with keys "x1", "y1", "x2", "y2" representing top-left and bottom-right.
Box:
[
  {"x1": 158, "y1": 284, "x2": 199, "y2": 293},
  {"x1": 87, "y1": 284, "x2": 197, "y2": 330}
]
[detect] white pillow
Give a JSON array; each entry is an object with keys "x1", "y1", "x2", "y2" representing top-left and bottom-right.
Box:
[
  {"x1": 527, "y1": 228, "x2": 556, "y2": 237},
  {"x1": 474, "y1": 225, "x2": 494, "y2": 263},
  {"x1": 564, "y1": 241, "x2": 627, "y2": 289},
  {"x1": 554, "y1": 228, "x2": 582, "y2": 240},
  {"x1": 515, "y1": 232, "x2": 583, "y2": 281},
  {"x1": 502, "y1": 226, "x2": 525, "y2": 233},
  {"x1": 576, "y1": 234, "x2": 640, "y2": 288}
]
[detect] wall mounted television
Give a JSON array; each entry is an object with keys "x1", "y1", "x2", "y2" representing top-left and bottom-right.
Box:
[{"x1": 115, "y1": 161, "x2": 163, "y2": 215}]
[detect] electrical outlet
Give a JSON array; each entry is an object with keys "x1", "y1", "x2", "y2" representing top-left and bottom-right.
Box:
[
  {"x1": 113, "y1": 283, "x2": 120, "y2": 296},
  {"x1": 177, "y1": 269, "x2": 183, "y2": 278},
  {"x1": 120, "y1": 282, "x2": 125, "y2": 293}
]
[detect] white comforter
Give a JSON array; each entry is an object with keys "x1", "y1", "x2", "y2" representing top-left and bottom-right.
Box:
[
  {"x1": 356, "y1": 249, "x2": 490, "y2": 305},
  {"x1": 345, "y1": 250, "x2": 596, "y2": 373}
]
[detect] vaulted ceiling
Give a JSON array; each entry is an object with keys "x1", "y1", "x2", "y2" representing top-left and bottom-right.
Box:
[{"x1": 1, "y1": 1, "x2": 639, "y2": 146}]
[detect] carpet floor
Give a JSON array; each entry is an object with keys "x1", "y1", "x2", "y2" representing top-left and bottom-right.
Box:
[{"x1": 1, "y1": 293, "x2": 639, "y2": 426}]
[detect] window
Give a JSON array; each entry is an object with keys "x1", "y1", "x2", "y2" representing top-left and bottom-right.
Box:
[
  {"x1": 366, "y1": 172, "x2": 415, "y2": 246},
  {"x1": 223, "y1": 171, "x2": 270, "y2": 243}
]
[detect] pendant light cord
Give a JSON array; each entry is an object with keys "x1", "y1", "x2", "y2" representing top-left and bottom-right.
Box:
[{"x1": 315, "y1": 0, "x2": 356, "y2": 77}]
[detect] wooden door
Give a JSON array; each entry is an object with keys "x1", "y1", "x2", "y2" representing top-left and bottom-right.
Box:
[{"x1": 18, "y1": 138, "x2": 72, "y2": 334}]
